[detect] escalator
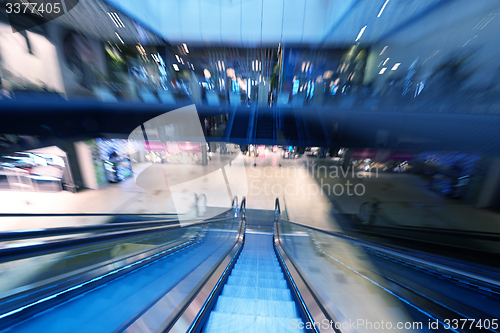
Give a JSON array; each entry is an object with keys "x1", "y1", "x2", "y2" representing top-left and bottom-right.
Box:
[
  {"x1": 337, "y1": 201, "x2": 500, "y2": 268},
  {"x1": 4, "y1": 229, "x2": 235, "y2": 333},
  {"x1": 255, "y1": 111, "x2": 274, "y2": 140},
  {"x1": 0, "y1": 199, "x2": 328, "y2": 333},
  {"x1": 0, "y1": 209, "x2": 243, "y2": 333},
  {"x1": 230, "y1": 110, "x2": 251, "y2": 139},
  {"x1": 1, "y1": 198, "x2": 499, "y2": 333},
  {"x1": 203, "y1": 233, "x2": 303, "y2": 332}
]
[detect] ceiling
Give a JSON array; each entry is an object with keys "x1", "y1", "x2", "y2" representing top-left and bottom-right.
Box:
[
  {"x1": 51, "y1": 0, "x2": 165, "y2": 45},
  {"x1": 102, "y1": 0, "x2": 499, "y2": 47},
  {"x1": 3, "y1": 0, "x2": 497, "y2": 50}
]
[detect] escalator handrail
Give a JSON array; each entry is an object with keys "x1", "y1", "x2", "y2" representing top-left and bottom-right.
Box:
[
  {"x1": 273, "y1": 217, "x2": 339, "y2": 333},
  {"x1": 232, "y1": 195, "x2": 239, "y2": 217},
  {"x1": 274, "y1": 197, "x2": 281, "y2": 221},
  {"x1": 0, "y1": 220, "x2": 182, "y2": 242},
  {"x1": 357, "y1": 201, "x2": 500, "y2": 237},
  {"x1": 0, "y1": 215, "x2": 234, "y2": 264},
  {"x1": 0, "y1": 197, "x2": 239, "y2": 241},
  {"x1": 0, "y1": 213, "x2": 232, "y2": 242},
  {"x1": 279, "y1": 219, "x2": 500, "y2": 288},
  {"x1": 0, "y1": 231, "x2": 204, "y2": 325},
  {"x1": 240, "y1": 196, "x2": 246, "y2": 219},
  {"x1": 154, "y1": 215, "x2": 246, "y2": 333},
  {"x1": 357, "y1": 222, "x2": 500, "y2": 240}
]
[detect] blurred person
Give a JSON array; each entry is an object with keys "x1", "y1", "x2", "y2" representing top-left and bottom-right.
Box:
[
  {"x1": 203, "y1": 118, "x2": 209, "y2": 137},
  {"x1": 188, "y1": 72, "x2": 202, "y2": 104}
]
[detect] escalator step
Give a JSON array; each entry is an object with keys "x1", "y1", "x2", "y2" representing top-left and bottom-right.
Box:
[
  {"x1": 202, "y1": 233, "x2": 305, "y2": 332},
  {"x1": 203, "y1": 312, "x2": 305, "y2": 333},
  {"x1": 235, "y1": 261, "x2": 279, "y2": 268},
  {"x1": 221, "y1": 285, "x2": 293, "y2": 301},
  {"x1": 230, "y1": 271, "x2": 285, "y2": 280},
  {"x1": 238, "y1": 255, "x2": 276, "y2": 259},
  {"x1": 226, "y1": 276, "x2": 288, "y2": 289},
  {"x1": 214, "y1": 296, "x2": 299, "y2": 318},
  {"x1": 234, "y1": 263, "x2": 282, "y2": 272}
]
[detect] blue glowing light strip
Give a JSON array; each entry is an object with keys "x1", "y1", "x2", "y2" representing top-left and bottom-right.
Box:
[
  {"x1": 364, "y1": 248, "x2": 500, "y2": 296},
  {"x1": 0, "y1": 240, "x2": 193, "y2": 321},
  {"x1": 274, "y1": 243, "x2": 320, "y2": 333},
  {"x1": 310, "y1": 239, "x2": 461, "y2": 333},
  {"x1": 1, "y1": 232, "x2": 176, "y2": 306}
]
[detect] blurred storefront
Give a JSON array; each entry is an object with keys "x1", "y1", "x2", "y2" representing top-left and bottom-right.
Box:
[
  {"x1": 74, "y1": 139, "x2": 133, "y2": 190},
  {"x1": 350, "y1": 148, "x2": 416, "y2": 172},
  {"x1": 142, "y1": 141, "x2": 203, "y2": 165},
  {"x1": 0, "y1": 146, "x2": 74, "y2": 192},
  {"x1": 0, "y1": 21, "x2": 65, "y2": 97},
  {"x1": 412, "y1": 151, "x2": 480, "y2": 201}
]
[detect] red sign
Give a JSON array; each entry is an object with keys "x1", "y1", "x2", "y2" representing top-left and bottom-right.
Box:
[
  {"x1": 258, "y1": 145, "x2": 266, "y2": 158},
  {"x1": 144, "y1": 141, "x2": 165, "y2": 151},
  {"x1": 144, "y1": 141, "x2": 202, "y2": 154},
  {"x1": 165, "y1": 142, "x2": 202, "y2": 155},
  {"x1": 351, "y1": 149, "x2": 377, "y2": 160}
]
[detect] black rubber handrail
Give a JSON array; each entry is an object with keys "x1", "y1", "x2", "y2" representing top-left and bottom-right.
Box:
[
  {"x1": 274, "y1": 197, "x2": 281, "y2": 221},
  {"x1": 278, "y1": 218, "x2": 500, "y2": 286},
  {"x1": 0, "y1": 210, "x2": 239, "y2": 242},
  {"x1": 0, "y1": 215, "x2": 233, "y2": 264},
  {"x1": 0, "y1": 220, "x2": 181, "y2": 242},
  {"x1": 357, "y1": 201, "x2": 500, "y2": 237},
  {"x1": 231, "y1": 196, "x2": 239, "y2": 217},
  {"x1": 160, "y1": 203, "x2": 247, "y2": 333},
  {"x1": 353, "y1": 223, "x2": 500, "y2": 242},
  {"x1": 273, "y1": 219, "x2": 338, "y2": 333},
  {"x1": 240, "y1": 196, "x2": 246, "y2": 219}
]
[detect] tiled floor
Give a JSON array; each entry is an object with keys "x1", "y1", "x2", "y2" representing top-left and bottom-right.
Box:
[{"x1": 1, "y1": 149, "x2": 499, "y2": 234}]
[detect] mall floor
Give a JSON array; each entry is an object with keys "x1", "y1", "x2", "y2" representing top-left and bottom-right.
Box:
[{"x1": 1, "y1": 149, "x2": 500, "y2": 233}]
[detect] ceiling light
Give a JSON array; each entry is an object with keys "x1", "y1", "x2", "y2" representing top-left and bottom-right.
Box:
[
  {"x1": 157, "y1": 53, "x2": 165, "y2": 66},
  {"x1": 391, "y1": 63, "x2": 400, "y2": 70},
  {"x1": 183, "y1": 43, "x2": 189, "y2": 54},
  {"x1": 377, "y1": 0, "x2": 390, "y2": 18},
  {"x1": 136, "y1": 44, "x2": 146, "y2": 56},
  {"x1": 115, "y1": 32, "x2": 124, "y2": 45},
  {"x1": 355, "y1": 26, "x2": 367, "y2": 42},
  {"x1": 379, "y1": 46, "x2": 388, "y2": 55},
  {"x1": 173, "y1": 64, "x2": 179, "y2": 71},
  {"x1": 379, "y1": 68, "x2": 387, "y2": 74},
  {"x1": 107, "y1": 12, "x2": 119, "y2": 27},
  {"x1": 112, "y1": 13, "x2": 125, "y2": 28},
  {"x1": 108, "y1": 12, "x2": 124, "y2": 28},
  {"x1": 382, "y1": 58, "x2": 389, "y2": 66}
]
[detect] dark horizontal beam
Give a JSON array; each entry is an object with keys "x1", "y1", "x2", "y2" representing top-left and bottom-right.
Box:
[{"x1": 2, "y1": 101, "x2": 500, "y2": 154}]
